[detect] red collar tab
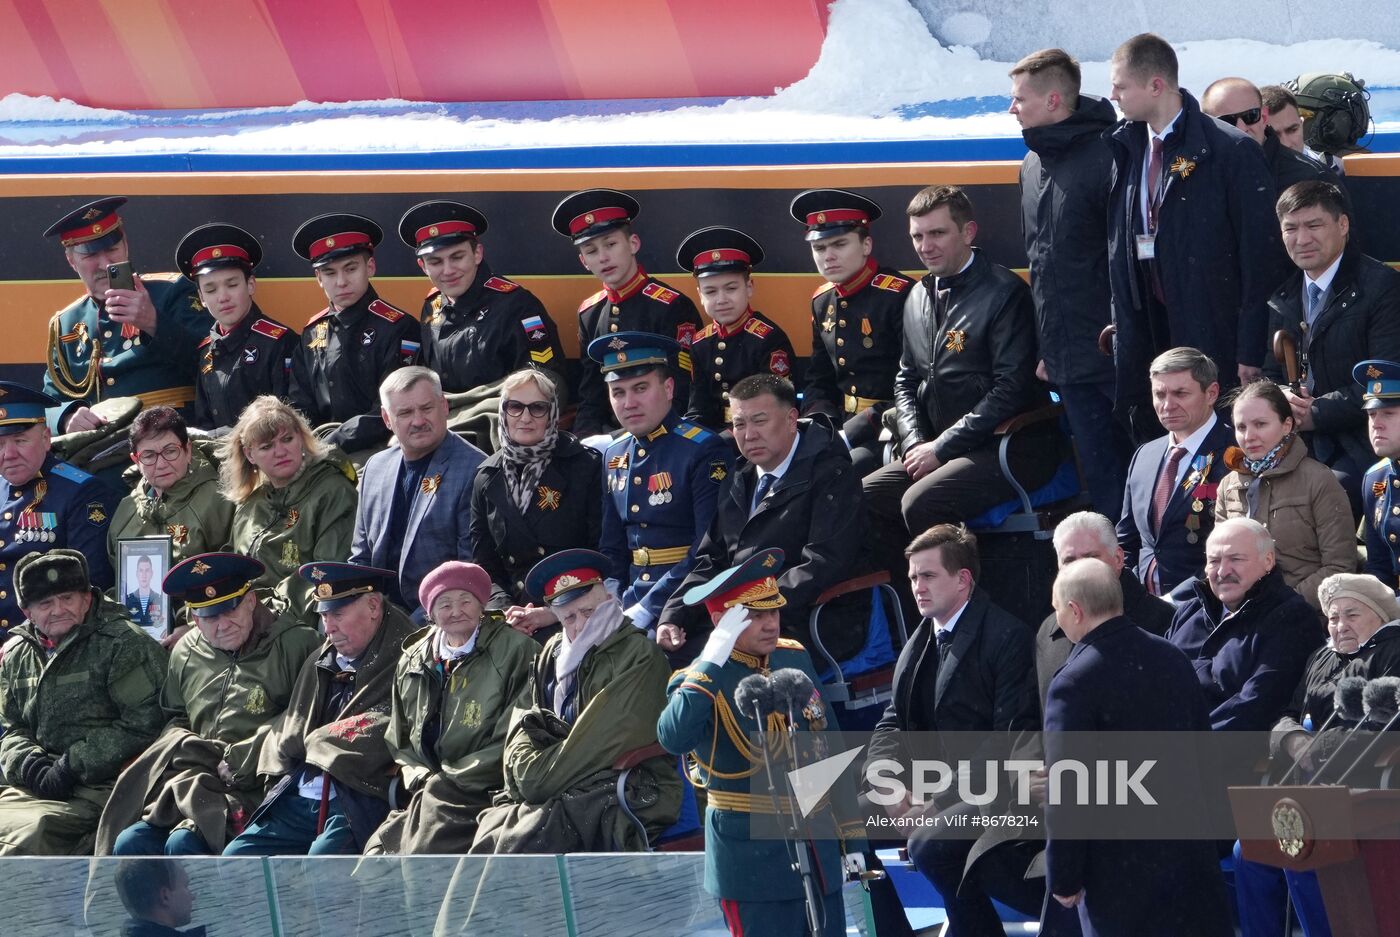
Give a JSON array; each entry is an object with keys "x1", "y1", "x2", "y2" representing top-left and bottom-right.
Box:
[
  {"x1": 414, "y1": 219, "x2": 477, "y2": 244},
  {"x1": 716, "y1": 307, "x2": 754, "y2": 338},
  {"x1": 837, "y1": 259, "x2": 878, "y2": 298},
  {"x1": 806, "y1": 207, "x2": 869, "y2": 228},
  {"x1": 570, "y1": 205, "x2": 630, "y2": 236},
  {"x1": 309, "y1": 231, "x2": 373, "y2": 260},
  {"x1": 60, "y1": 211, "x2": 121, "y2": 247}
]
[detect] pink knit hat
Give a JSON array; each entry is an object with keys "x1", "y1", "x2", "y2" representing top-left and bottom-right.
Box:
[{"x1": 419, "y1": 561, "x2": 491, "y2": 616}]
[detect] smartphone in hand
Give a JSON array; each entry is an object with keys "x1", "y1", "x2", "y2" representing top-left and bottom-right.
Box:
[{"x1": 106, "y1": 261, "x2": 136, "y2": 292}]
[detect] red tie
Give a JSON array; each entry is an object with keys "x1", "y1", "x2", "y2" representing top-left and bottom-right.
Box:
[
  {"x1": 1151, "y1": 446, "x2": 1187, "y2": 534},
  {"x1": 1146, "y1": 137, "x2": 1164, "y2": 234}
]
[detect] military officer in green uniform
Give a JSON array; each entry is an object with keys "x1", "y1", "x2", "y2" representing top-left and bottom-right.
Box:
[
  {"x1": 0, "y1": 549, "x2": 167, "y2": 855},
  {"x1": 102, "y1": 552, "x2": 322, "y2": 855},
  {"x1": 658, "y1": 548, "x2": 867, "y2": 936},
  {"x1": 677, "y1": 226, "x2": 797, "y2": 431},
  {"x1": 399, "y1": 199, "x2": 567, "y2": 395},
  {"x1": 552, "y1": 189, "x2": 704, "y2": 440},
  {"x1": 366, "y1": 560, "x2": 537, "y2": 854},
  {"x1": 175, "y1": 223, "x2": 299, "y2": 433},
  {"x1": 288, "y1": 213, "x2": 418, "y2": 454},
  {"x1": 0, "y1": 382, "x2": 119, "y2": 635},
  {"x1": 41, "y1": 197, "x2": 210, "y2": 433},
  {"x1": 791, "y1": 189, "x2": 912, "y2": 476}
]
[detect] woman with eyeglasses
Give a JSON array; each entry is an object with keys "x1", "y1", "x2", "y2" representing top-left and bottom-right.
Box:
[
  {"x1": 108, "y1": 407, "x2": 234, "y2": 646},
  {"x1": 469, "y1": 369, "x2": 601, "y2": 640},
  {"x1": 220, "y1": 395, "x2": 359, "y2": 626}
]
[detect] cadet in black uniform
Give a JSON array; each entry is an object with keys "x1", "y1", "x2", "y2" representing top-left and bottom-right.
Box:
[
  {"x1": 791, "y1": 189, "x2": 912, "y2": 476},
  {"x1": 551, "y1": 189, "x2": 703, "y2": 440},
  {"x1": 676, "y1": 226, "x2": 796, "y2": 431},
  {"x1": 398, "y1": 200, "x2": 567, "y2": 395},
  {"x1": 288, "y1": 213, "x2": 418, "y2": 454},
  {"x1": 175, "y1": 223, "x2": 299, "y2": 433}
]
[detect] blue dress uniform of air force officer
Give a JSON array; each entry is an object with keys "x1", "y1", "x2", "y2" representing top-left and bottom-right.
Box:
[
  {"x1": 657, "y1": 549, "x2": 862, "y2": 937},
  {"x1": 594, "y1": 332, "x2": 733, "y2": 631},
  {"x1": 1359, "y1": 359, "x2": 1400, "y2": 587},
  {"x1": 42, "y1": 198, "x2": 209, "y2": 430},
  {"x1": 0, "y1": 383, "x2": 117, "y2": 632}
]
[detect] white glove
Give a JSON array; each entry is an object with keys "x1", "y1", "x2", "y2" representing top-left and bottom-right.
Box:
[
  {"x1": 842, "y1": 852, "x2": 867, "y2": 877},
  {"x1": 699, "y1": 605, "x2": 751, "y2": 666}
]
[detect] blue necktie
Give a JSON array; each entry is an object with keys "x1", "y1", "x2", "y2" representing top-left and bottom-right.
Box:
[
  {"x1": 1306, "y1": 282, "x2": 1324, "y2": 327},
  {"x1": 751, "y1": 473, "x2": 775, "y2": 515}
]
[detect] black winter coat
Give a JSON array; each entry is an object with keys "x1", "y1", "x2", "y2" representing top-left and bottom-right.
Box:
[
  {"x1": 1271, "y1": 624, "x2": 1400, "y2": 756},
  {"x1": 1020, "y1": 94, "x2": 1116, "y2": 387},
  {"x1": 1263, "y1": 244, "x2": 1400, "y2": 470},
  {"x1": 1106, "y1": 88, "x2": 1286, "y2": 401},
  {"x1": 894, "y1": 250, "x2": 1047, "y2": 456},
  {"x1": 469, "y1": 433, "x2": 603, "y2": 607},
  {"x1": 659, "y1": 416, "x2": 865, "y2": 659}
]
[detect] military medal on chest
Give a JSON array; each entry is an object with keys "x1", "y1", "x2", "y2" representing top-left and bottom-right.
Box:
[
  {"x1": 309, "y1": 322, "x2": 329, "y2": 350},
  {"x1": 648, "y1": 471, "x2": 674, "y2": 505},
  {"x1": 17, "y1": 481, "x2": 53, "y2": 543},
  {"x1": 120, "y1": 322, "x2": 141, "y2": 350}
]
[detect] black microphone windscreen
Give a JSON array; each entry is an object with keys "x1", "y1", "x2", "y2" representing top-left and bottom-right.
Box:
[
  {"x1": 770, "y1": 667, "x2": 816, "y2": 710},
  {"x1": 1364, "y1": 676, "x2": 1400, "y2": 723},
  {"x1": 1335, "y1": 676, "x2": 1367, "y2": 723},
  {"x1": 735, "y1": 673, "x2": 774, "y2": 719}
]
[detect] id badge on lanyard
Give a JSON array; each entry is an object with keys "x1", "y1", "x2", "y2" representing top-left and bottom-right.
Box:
[{"x1": 1138, "y1": 156, "x2": 1169, "y2": 260}]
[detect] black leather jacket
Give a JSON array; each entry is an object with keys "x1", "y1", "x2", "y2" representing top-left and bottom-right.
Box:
[{"x1": 894, "y1": 250, "x2": 1047, "y2": 457}]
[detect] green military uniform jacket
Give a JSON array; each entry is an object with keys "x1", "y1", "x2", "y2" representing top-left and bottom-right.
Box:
[
  {"x1": 107, "y1": 443, "x2": 233, "y2": 573},
  {"x1": 44, "y1": 275, "x2": 211, "y2": 431},
  {"x1": 93, "y1": 609, "x2": 322, "y2": 853},
  {"x1": 230, "y1": 453, "x2": 358, "y2": 625},
  {"x1": 367, "y1": 614, "x2": 537, "y2": 854},
  {"x1": 657, "y1": 639, "x2": 862, "y2": 903},
  {"x1": 473, "y1": 616, "x2": 681, "y2": 851}
]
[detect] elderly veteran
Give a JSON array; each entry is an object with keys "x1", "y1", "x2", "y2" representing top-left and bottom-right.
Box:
[
  {"x1": 470, "y1": 549, "x2": 681, "y2": 853},
  {"x1": 1234, "y1": 573, "x2": 1400, "y2": 937},
  {"x1": 220, "y1": 396, "x2": 358, "y2": 626},
  {"x1": 0, "y1": 381, "x2": 119, "y2": 636},
  {"x1": 365, "y1": 561, "x2": 536, "y2": 854},
  {"x1": 99, "y1": 553, "x2": 322, "y2": 856},
  {"x1": 222, "y1": 562, "x2": 415, "y2": 856},
  {"x1": 658, "y1": 548, "x2": 865, "y2": 937},
  {"x1": 0, "y1": 549, "x2": 166, "y2": 854}
]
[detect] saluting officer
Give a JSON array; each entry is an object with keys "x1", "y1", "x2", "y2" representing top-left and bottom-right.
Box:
[
  {"x1": 288, "y1": 213, "x2": 418, "y2": 454},
  {"x1": 398, "y1": 200, "x2": 566, "y2": 395},
  {"x1": 791, "y1": 189, "x2": 912, "y2": 476},
  {"x1": 657, "y1": 548, "x2": 866, "y2": 937},
  {"x1": 42, "y1": 197, "x2": 210, "y2": 433},
  {"x1": 594, "y1": 332, "x2": 732, "y2": 634},
  {"x1": 552, "y1": 189, "x2": 703, "y2": 440},
  {"x1": 1359, "y1": 359, "x2": 1400, "y2": 587},
  {"x1": 676, "y1": 226, "x2": 796, "y2": 431},
  {"x1": 0, "y1": 383, "x2": 118, "y2": 634},
  {"x1": 175, "y1": 223, "x2": 299, "y2": 433}
]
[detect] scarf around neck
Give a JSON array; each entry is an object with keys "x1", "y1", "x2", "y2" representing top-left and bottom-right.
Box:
[
  {"x1": 499, "y1": 394, "x2": 560, "y2": 513},
  {"x1": 552, "y1": 597, "x2": 624, "y2": 717}
]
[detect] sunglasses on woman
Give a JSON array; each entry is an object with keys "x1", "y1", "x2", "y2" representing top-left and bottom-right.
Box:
[{"x1": 503, "y1": 400, "x2": 551, "y2": 418}]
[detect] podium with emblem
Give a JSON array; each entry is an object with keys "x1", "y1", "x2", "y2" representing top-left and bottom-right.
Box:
[{"x1": 1230, "y1": 784, "x2": 1400, "y2": 935}]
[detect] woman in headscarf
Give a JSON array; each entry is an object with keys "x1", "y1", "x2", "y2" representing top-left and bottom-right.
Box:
[
  {"x1": 469, "y1": 369, "x2": 601, "y2": 640},
  {"x1": 1215, "y1": 380, "x2": 1355, "y2": 613},
  {"x1": 366, "y1": 560, "x2": 536, "y2": 855},
  {"x1": 107, "y1": 406, "x2": 233, "y2": 647},
  {"x1": 220, "y1": 396, "x2": 358, "y2": 625}
]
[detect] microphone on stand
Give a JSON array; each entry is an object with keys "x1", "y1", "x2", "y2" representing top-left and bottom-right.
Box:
[
  {"x1": 1335, "y1": 678, "x2": 1400, "y2": 787},
  {"x1": 1276, "y1": 676, "x2": 1366, "y2": 785},
  {"x1": 769, "y1": 667, "x2": 826, "y2": 937},
  {"x1": 1309, "y1": 678, "x2": 1395, "y2": 784}
]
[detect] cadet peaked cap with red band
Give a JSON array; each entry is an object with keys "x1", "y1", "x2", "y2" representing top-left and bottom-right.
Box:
[
  {"x1": 551, "y1": 189, "x2": 640, "y2": 244},
  {"x1": 682, "y1": 548, "x2": 788, "y2": 614},
  {"x1": 677, "y1": 225, "x2": 765, "y2": 277},
  {"x1": 44, "y1": 196, "x2": 128, "y2": 254},
  {"x1": 526, "y1": 549, "x2": 611, "y2": 607},
  {"x1": 176, "y1": 223, "x2": 263, "y2": 280},
  {"x1": 292, "y1": 213, "x2": 383, "y2": 266},
  {"x1": 398, "y1": 200, "x2": 489, "y2": 256},
  {"x1": 789, "y1": 189, "x2": 882, "y2": 242}
]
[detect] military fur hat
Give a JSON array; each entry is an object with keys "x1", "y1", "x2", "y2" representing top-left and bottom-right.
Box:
[{"x1": 15, "y1": 549, "x2": 90, "y2": 609}]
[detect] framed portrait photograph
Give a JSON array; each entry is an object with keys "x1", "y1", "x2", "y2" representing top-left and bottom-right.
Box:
[{"x1": 118, "y1": 536, "x2": 171, "y2": 642}]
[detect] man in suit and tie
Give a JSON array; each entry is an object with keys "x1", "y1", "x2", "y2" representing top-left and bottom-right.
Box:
[
  {"x1": 863, "y1": 524, "x2": 1039, "y2": 936},
  {"x1": 656, "y1": 373, "x2": 865, "y2": 661},
  {"x1": 1265, "y1": 180, "x2": 1400, "y2": 519},
  {"x1": 1117, "y1": 346, "x2": 1235, "y2": 597},
  {"x1": 350, "y1": 367, "x2": 487, "y2": 618}
]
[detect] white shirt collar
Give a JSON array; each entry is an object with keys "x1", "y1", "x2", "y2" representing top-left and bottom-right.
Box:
[
  {"x1": 1148, "y1": 109, "x2": 1182, "y2": 145},
  {"x1": 934, "y1": 599, "x2": 970, "y2": 636},
  {"x1": 1170, "y1": 410, "x2": 1218, "y2": 456},
  {"x1": 759, "y1": 431, "x2": 801, "y2": 483},
  {"x1": 436, "y1": 627, "x2": 479, "y2": 660},
  {"x1": 1305, "y1": 250, "x2": 1345, "y2": 295},
  {"x1": 335, "y1": 654, "x2": 358, "y2": 672}
]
